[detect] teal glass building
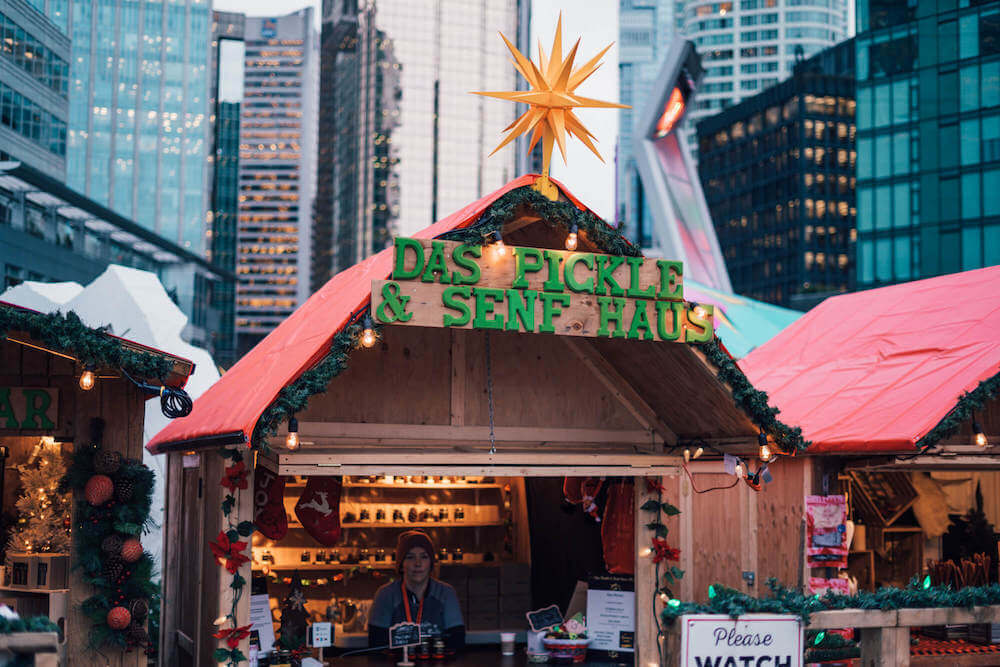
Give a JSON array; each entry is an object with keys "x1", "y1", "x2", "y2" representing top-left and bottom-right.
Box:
[
  {"x1": 35, "y1": 0, "x2": 211, "y2": 255},
  {"x1": 855, "y1": 0, "x2": 1000, "y2": 287}
]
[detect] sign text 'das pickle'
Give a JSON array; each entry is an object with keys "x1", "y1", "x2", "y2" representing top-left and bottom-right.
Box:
[{"x1": 371, "y1": 238, "x2": 713, "y2": 343}]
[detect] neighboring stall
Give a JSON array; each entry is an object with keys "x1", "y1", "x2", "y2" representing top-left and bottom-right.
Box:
[
  {"x1": 739, "y1": 265, "x2": 1000, "y2": 661},
  {"x1": 0, "y1": 301, "x2": 194, "y2": 666},
  {"x1": 148, "y1": 175, "x2": 809, "y2": 666}
]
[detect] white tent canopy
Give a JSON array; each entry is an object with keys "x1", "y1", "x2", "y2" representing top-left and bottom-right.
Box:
[{"x1": 1, "y1": 265, "x2": 221, "y2": 574}]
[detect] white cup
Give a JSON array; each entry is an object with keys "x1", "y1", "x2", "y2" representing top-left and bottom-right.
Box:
[{"x1": 500, "y1": 632, "x2": 516, "y2": 656}]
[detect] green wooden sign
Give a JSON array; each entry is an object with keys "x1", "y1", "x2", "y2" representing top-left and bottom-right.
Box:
[
  {"x1": 0, "y1": 387, "x2": 59, "y2": 430},
  {"x1": 371, "y1": 238, "x2": 713, "y2": 343}
]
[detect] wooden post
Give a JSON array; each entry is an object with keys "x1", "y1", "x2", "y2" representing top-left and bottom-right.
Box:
[
  {"x1": 859, "y1": 626, "x2": 909, "y2": 666},
  {"x1": 635, "y1": 477, "x2": 667, "y2": 667}
]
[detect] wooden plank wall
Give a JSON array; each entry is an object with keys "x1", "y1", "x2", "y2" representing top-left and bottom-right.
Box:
[{"x1": 1, "y1": 338, "x2": 146, "y2": 667}]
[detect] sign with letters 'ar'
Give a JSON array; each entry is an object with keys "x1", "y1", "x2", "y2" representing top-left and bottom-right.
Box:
[
  {"x1": 0, "y1": 387, "x2": 59, "y2": 431},
  {"x1": 372, "y1": 238, "x2": 714, "y2": 343},
  {"x1": 679, "y1": 614, "x2": 802, "y2": 667}
]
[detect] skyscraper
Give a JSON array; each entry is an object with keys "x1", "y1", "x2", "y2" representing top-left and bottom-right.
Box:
[
  {"x1": 618, "y1": 0, "x2": 680, "y2": 242},
  {"x1": 371, "y1": 1, "x2": 518, "y2": 235},
  {"x1": 55, "y1": 0, "x2": 212, "y2": 255},
  {"x1": 682, "y1": 0, "x2": 849, "y2": 131},
  {"x1": 208, "y1": 10, "x2": 245, "y2": 366},
  {"x1": 698, "y1": 39, "x2": 856, "y2": 308},
  {"x1": 0, "y1": 0, "x2": 68, "y2": 180},
  {"x1": 312, "y1": 0, "x2": 400, "y2": 290},
  {"x1": 235, "y1": 9, "x2": 318, "y2": 356},
  {"x1": 855, "y1": 0, "x2": 1000, "y2": 288}
]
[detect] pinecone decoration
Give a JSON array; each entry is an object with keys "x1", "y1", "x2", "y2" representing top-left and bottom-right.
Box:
[
  {"x1": 128, "y1": 598, "x2": 149, "y2": 622},
  {"x1": 103, "y1": 557, "x2": 125, "y2": 583},
  {"x1": 115, "y1": 478, "x2": 135, "y2": 503},
  {"x1": 126, "y1": 622, "x2": 148, "y2": 646},
  {"x1": 93, "y1": 450, "x2": 122, "y2": 475},
  {"x1": 101, "y1": 534, "x2": 124, "y2": 557}
]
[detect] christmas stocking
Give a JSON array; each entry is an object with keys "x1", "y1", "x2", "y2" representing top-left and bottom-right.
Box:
[
  {"x1": 601, "y1": 479, "x2": 635, "y2": 574},
  {"x1": 254, "y1": 463, "x2": 288, "y2": 540},
  {"x1": 294, "y1": 476, "x2": 343, "y2": 546}
]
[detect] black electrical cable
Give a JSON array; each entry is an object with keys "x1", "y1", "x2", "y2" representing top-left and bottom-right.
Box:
[{"x1": 120, "y1": 369, "x2": 193, "y2": 419}]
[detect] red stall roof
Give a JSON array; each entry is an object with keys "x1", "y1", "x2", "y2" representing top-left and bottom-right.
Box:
[
  {"x1": 147, "y1": 176, "x2": 599, "y2": 453},
  {"x1": 739, "y1": 266, "x2": 1000, "y2": 453}
]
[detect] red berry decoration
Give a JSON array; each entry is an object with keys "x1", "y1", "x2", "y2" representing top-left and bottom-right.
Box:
[
  {"x1": 107, "y1": 606, "x2": 131, "y2": 630},
  {"x1": 121, "y1": 538, "x2": 143, "y2": 563},
  {"x1": 85, "y1": 475, "x2": 114, "y2": 506}
]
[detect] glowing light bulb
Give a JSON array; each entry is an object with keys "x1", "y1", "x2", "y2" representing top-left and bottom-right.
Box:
[
  {"x1": 759, "y1": 443, "x2": 773, "y2": 462},
  {"x1": 683, "y1": 449, "x2": 691, "y2": 463},
  {"x1": 659, "y1": 592, "x2": 670, "y2": 603},
  {"x1": 693, "y1": 447, "x2": 704, "y2": 459},
  {"x1": 286, "y1": 416, "x2": 300, "y2": 451},
  {"x1": 565, "y1": 224, "x2": 579, "y2": 251},
  {"x1": 491, "y1": 231, "x2": 507, "y2": 257},
  {"x1": 360, "y1": 316, "x2": 377, "y2": 348},
  {"x1": 973, "y1": 421, "x2": 988, "y2": 447},
  {"x1": 79, "y1": 368, "x2": 95, "y2": 391},
  {"x1": 640, "y1": 547, "x2": 652, "y2": 557},
  {"x1": 667, "y1": 598, "x2": 681, "y2": 608}
]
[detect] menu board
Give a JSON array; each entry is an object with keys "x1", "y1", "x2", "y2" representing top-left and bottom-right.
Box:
[
  {"x1": 587, "y1": 575, "x2": 635, "y2": 664},
  {"x1": 389, "y1": 621, "x2": 421, "y2": 648},
  {"x1": 248, "y1": 594, "x2": 276, "y2": 653}
]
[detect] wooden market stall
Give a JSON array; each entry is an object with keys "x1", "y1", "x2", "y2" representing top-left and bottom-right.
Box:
[
  {"x1": 738, "y1": 265, "x2": 1000, "y2": 663},
  {"x1": 148, "y1": 176, "x2": 809, "y2": 666},
  {"x1": 0, "y1": 301, "x2": 194, "y2": 666}
]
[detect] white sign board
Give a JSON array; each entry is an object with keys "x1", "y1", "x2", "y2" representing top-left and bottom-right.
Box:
[
  {"x1": 586, "y1": 587, "x2": 636, "y2": 655},
  {"x1": 248, "y1": 593, "x2": 276, "y2": 653},
  {"x1": 311, "y1": 621, "x2": 332, "y2": 648},
  {"x1": 679, "y1": 614, "x2": 802, "y2": 667}
]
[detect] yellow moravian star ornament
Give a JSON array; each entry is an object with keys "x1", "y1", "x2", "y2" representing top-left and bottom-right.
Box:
[{"x1": 472, "y1": 14, "x2": 629, "y2": 199}]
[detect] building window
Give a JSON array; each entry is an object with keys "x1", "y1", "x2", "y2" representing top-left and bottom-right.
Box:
[
  {"x1": 960, "y1": 13, "x2": 979, "y2": 59},
  {"x1": 981, "y1": 11, "x2": 1000, "y2": 57},
  {"x1": 740, "y1": 80, "x2": 758, "y2": 91},
  {"x1": 869, "y1": 35, "x2": 917, "y2": 79},
  {"x1": 962, "y1": 173, "x2": 981, "y2": 220},
  {"x1": 894, "y1": 237, "x2": 910, "y2": 280},
  {"x1": 961, "y1": 64, "x2": 980, "y2": 112}
]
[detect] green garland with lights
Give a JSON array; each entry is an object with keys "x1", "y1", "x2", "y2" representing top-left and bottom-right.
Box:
[
  {"x1": 804, "y1": 630, "x2": 861, "y2": 662},
  {"x1": 914, "y1": 371, "x2": 1000, "y2": 451},
  {"x1": 662, "y1": 578, "x2": 1000, "y2": 626},
  {"x1": 248, "y1": 184, "x2": 795, "y2": 452},
  {"x1": 0, "y1": 307, "x2": 173, "y2": 380}
]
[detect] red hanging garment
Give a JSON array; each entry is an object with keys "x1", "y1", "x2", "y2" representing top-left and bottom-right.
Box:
[
  {"x1": 253, "y1": 463, "x2": 288, "y2": 540},
  {"x1": 294, "y1": 476, "x2": 344, "y2": 546},
  {"x1": 601, "y1": 479, "x2": 635, "y2": 574}
]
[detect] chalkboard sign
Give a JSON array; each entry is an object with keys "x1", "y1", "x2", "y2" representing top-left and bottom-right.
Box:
[
  {"x1": 389, "y1": 621, "x2": 421, "y2": 648},
  {"x1": 526, "y1": 604, "x2": 564, "y2": 632}
]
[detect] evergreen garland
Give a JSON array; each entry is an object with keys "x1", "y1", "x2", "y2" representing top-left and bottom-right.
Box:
[
  {"x1": 804, "y1": 630, "x2": 861, "y2": 662},
  {"x1": 248, "y1": 184, "x2": 793, "y2": 452},
  {"x1": 696, "y1": 339, "x2": 808, "y2": 453},
  {"x1": 0, "y1": 306, "x2": 173, "y2": 380},
  {"x1": 60, "y1": 428, "x2": 157, "y2": 651},
  {"x1": 662, "y1": 578, "x2": 1000, "y2": 626},
  {"x1": 914, "y1": 371, "x2": 1000, "y2": 451}
]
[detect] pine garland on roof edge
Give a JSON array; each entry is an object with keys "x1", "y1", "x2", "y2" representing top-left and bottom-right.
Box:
[{"x1": 249, "y1": 186, "x2": 805, "y2": 452}]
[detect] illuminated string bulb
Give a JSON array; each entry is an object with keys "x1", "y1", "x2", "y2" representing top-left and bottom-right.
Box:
[
  {"x1": 79, "y1": 365, "x2": 96, "y2": 391},
  {"x1": 972, "y1": 416, "x2": 988, "y2": 448},
  {"x1": 360, "y1": 315, "x2": 377, "y2": 348},
  {"x1": 659, "y1": 592, "x2": 670, "y2": 603},
  {"x1": 693, "y1": 447, "x2": 704, "y2": 459},
  {"x1": 683, "y1": 449, "x2": 690, "y2": 463},
  {"x1": 758, "y1": 431, "x2": 774, "y2": 462},
  {"x1": 640, "y1": 547, "x2": 652, "y2": 557},
  {"x1": 565, "y1": 224, "x2": 579, "y2": 251},
  {"x1": 286, "y1": 416, "x2": 300, "y2": 451},
  {"x1": 491, "y1": 230, "x2": 507, "y2": 257},
  {"x1": 735, "y1": 461, "x2": 746, "y2": 479}
]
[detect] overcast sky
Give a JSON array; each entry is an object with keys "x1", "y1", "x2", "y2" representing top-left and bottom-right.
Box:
[{"x1": 215, "y1": 0, "x2": 621, "y2": 220}]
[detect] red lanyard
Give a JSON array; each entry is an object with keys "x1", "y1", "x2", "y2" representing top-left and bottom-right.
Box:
[{"x1": 401, "y1": 581, "x2": 424, "y2": 624}]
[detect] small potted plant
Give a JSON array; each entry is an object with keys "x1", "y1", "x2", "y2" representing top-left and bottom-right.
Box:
[{"x1": 542, "y1": 613, "x2": 590, "y2": 663}]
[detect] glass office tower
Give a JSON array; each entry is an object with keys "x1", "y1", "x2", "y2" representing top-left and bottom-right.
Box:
[
  {"x1": 51, "y1": 0, "x2": 211, "y2": 255},
  {"x1": 855, "y1": 0, "x2": 1000, "y2": 286}
]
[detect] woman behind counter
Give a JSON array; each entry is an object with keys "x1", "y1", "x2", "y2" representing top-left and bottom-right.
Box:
[{"x1": 368, "y1": 531, "x2": 466, "y2": 652}]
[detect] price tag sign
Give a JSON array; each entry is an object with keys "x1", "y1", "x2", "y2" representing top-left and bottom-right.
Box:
[
  {"x1": 311, "y1": 622, "x2": 332, "y2": 648},
  {"x1": 526, "y1": 604, "x2": 564, "y2": 632},
  {"x1": 389, "y1": 621, "x2": 421, "y2": 648}
]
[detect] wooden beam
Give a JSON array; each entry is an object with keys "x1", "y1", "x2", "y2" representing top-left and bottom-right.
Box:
[
  {"x1": 845, "y1": 455, "x2": 1000, "y2": 470},
  {"x1": 290, "y1": 421, "x2": 665, "y2": 445},
  {"x1": 563, "y1": 337, "x2": 677, "y2": 448},
  {"x1": 450, "y1": 329, "x2": 466, "y2": 426},
  {"x1": 635, "y1": 479, "x2": 661, "y2": 667}
]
